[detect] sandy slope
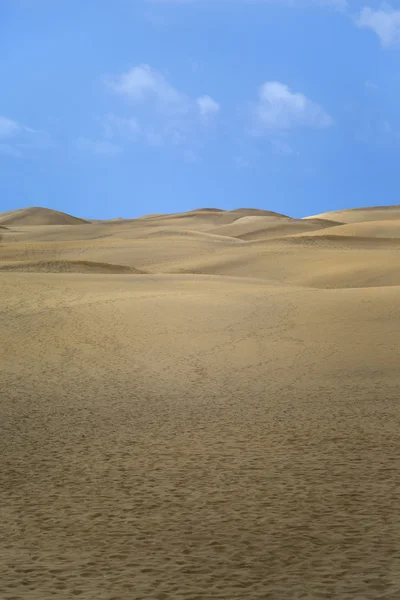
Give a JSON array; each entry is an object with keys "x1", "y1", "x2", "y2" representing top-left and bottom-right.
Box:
[
  {"x1": 0, "y1": 206, "x2": 89, "y2": 226},
  {"x1": 305, "y1": 204, "x2": 400, "y2": 224},
  {"x1": 297, "y1": 219, "x2": 400, "y2": 239},
  {"x1": 0, "y1": 260, "x2": 144, "y2": 274},
  {"x1": 1, "y1": 205, "x2": 400, "y2": 599},
  {"x1": 209, "y1": 216, "x2": 341, "y2": 241}
]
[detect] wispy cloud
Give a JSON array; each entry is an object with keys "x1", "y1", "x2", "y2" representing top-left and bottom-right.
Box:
[
  {"x1": 106, "y1": 64, "x2": 219, "y2": 120},
  {"x1": 252, "y1": 81, "x2": 333, "y2": 132},
  {"x1": 107, "y1": 64, "x2": 189, "y2": 115},
  {"x1": 0, "y1": 115, "x2": 50, "y2": 158},
  {"x1": 356, "y1": 5, "x2": 400, "y2": 46},
  {"x1": 197, "y1": 95, "x2": 220, "y2": 121},
  {"x1": 104, "y1": 64, "x2": 220, "y2": 153},
  {"x1": 0, "y1": 116, "x2": 22, "y2": 138}
]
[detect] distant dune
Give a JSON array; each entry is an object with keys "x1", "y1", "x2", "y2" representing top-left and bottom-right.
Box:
[
  {"x1": 209, "y1": 216, "x2": 340, "y2": 241},
  {"x1": 188, "y1": 207, "x2": 224, "y2": 213},
  {"x1": 2, "y1": 203, "x2": 400, "y2": 600},
  {"x1": 141, "y1": 208, "x2": 290, "y2": 231},
  {"x1": 2, "y1": 204, "x2": 400, "y2": 288},
  {"x1": 2, "y1": 204, "x2": 400, "y2": 289},
  {"x1": 296, "y1": 219, "x2": 400, "y2": 239},
  {"x1": 229, "y1": 207, "x2": 289, "y2": 217},
  {"x1": 0, "y1": 206, "x2": 90, "y2": 226},
  {"x1": 305, "y1": 204, "x2": 400, "y2": 224}
]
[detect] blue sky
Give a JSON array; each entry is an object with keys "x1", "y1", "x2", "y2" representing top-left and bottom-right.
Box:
[{"x1": 1, "y1": 0, "x2": 400, "y2": 219}]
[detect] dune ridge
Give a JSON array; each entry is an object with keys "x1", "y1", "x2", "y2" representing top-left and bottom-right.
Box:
[
  {"x1": 2, "y1": 204, "x2": 399, "y2": 288},
  {"x1": 305, "y1": 204, "x2": 400, "y2": 224},
  {"x1": 0, "y1": 206, "x2": 90, "y2": 226}
]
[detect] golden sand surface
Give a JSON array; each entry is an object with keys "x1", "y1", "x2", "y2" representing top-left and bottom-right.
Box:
[{"x1": 1, "y1": 205, "x2": 400, "y2": 599}]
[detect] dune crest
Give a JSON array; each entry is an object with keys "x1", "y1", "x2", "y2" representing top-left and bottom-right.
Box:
[
  {"x1": 1, "y1": 203, "x2": 400, "y2": 289},
  {"x1": 305, "y1": 204, "x2": 400, "y2": 224},
  {"x1": 0, "y1": 206, "x2": 89, "y2": 226}
]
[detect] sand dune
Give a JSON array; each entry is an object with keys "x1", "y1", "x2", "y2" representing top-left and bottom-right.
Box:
[
  {"x1": 0, "y1": 234, "x2": 241, "y2": 274},
  {"x1": 210, "y1": 215, "x2": 340, "y2": 241},
  {"x1": 131, "y1": 228, "x2": 243, "y2": 242},
  {"x1": 173, "y1": 239, "x2": 400, "y2": 288},
  {"x1": 0, "y1": 206, "x2": 89, "y2": 226},
  {"x1": 1, "y1": 207, "x2": 400, "y2": 288},
  {"x1": 136, "y1": 208, "x2": 289, "y2": 232},
  {"x1": 229, "y1": 207, "x2": 289, "y2": 217},
  {"x1": 305, "y1": 203, "x2": 400, "y2": 224},
  {"x1": 296, "y1": 219, "x2": 400, "y2": 239},
  {"x1": 188, "y1": 207, "x2": 224, "y2": 212},
  {"x1": 1, "y1": 204, "x2": 400, "y2": 599}
]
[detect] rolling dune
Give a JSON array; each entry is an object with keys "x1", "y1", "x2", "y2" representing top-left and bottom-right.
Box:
[
  {"x1": 1, "y1": 205, "x2": 400, "y2": 599},
  {"x1": 0, "y1": 206, "x2": 90, "y2": 227},
  {"x1": 209, "y1": 216, "x2": 341, "y2": 241},
  {"x1": 305, "y1": 204, "x2": 400, "y2": 224},
  {"x1": 297, "y1": 219, "x2": 400, "y2": 239}
]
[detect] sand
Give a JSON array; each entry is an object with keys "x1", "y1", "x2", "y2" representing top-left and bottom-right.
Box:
[
  {"x1": 304, "y1": 204, "x2": 400, "y2": 224},
  {"x1": 0, "y1": 207, "x2": 89, "y2": 227},
  {"x1": 1, "y1": 205, "x2": 400, "y2": 599}
]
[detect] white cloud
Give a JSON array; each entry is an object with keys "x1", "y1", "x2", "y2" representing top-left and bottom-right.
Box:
[
  {"x1": 105, "y1": 64, "x2": 220, "y2": 154},
  {"x1": 197, "y1": 95, "x2": 220, "y2": 120},
  {"x1": 107, "y1": 64, "x2": 189, "y2": 114},
  {"x1": 253, "y1": 81, "x2": 333, "y2": 131},
  {"x1": 0, "y1": 116, "x2": 49, "y2": 158},
  {"x1": 76, "y1": 137, "x2": 122, "y2": 156},
  {"x1": 356, "y1": 5, "x2": 400, "y2": 46},
  {"x1": 107, "y1": 64, "x2": 219, "y2": 120},
  {"x1": 0, "y1": 116, "x2": 22, "y2": 138}
]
